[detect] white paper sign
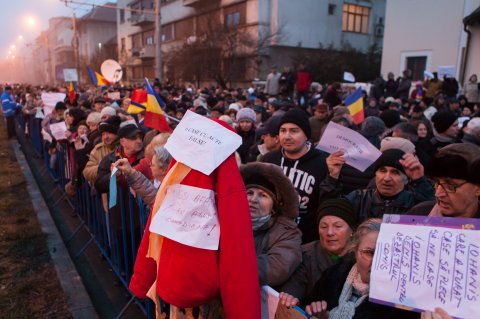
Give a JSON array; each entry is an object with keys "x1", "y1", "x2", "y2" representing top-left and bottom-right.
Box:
[
  {"x1": 261, "y1": 286, "x2": 280, "y2": 319},
  {"x1": 165, "y1": 110, "x2": 242, "y2": 175},
  {"x1": 35, "y1": 107, "x2": 45, "y2": 119},
  {"x1": 343, "y1": 71, "x2": 355, "y2": 83},
  {"x1": 49, "y1": 121, "x2": 68, "y2": 141},
  {"x1": 458, "y1": 116, "x2": 470, "y2": 128},
  {"x1": 63, "y1": 68, "x2": 78, "y2": 82},
  {"x1": 149, "y1": 184, "x2": 220, "y2": 250},
  {"x1": 316, "y1": 121, "x2": 382, "y2": 172},
  {"x1": 424, "y1": 70, "x2": 434, "y2": 79},
  {"x1": 370, "y1": 222, "x2": 480, "y2": 319},
  {"x1": 108, "y1": 92, "x2": 121, "y2": 100},
  {"x1": 41, "y1": 92, "x2": 66, "y2": 116},
  {"x1": 438, "y1": 65, "x2": 456, "y2": 79}
]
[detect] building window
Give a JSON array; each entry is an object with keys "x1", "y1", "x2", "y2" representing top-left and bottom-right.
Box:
[
  {"x1": 225, "y1": 12, "x2": 240, "y2": 28},
  {"x1": 406, "y1": 56, "x2": 427, "y2": 81},
  {"x1": 342, "y1": 4, "x2": 370, "y2": 34},
  {"x1": 328, "y1": 4, "x2": 336, "y2": 15},
  {"x1": 120, "y1": 9, "x2": 125, "y2": 24},
  {"x1": 161, "y1": 23, "x2": 174, "y2": 42},
  {"x1": 121, "y1": 37, "x2": 126, "y2": 51},
  {"x1": 146, "y1": 36, "x2": 154, "y2": 45}
]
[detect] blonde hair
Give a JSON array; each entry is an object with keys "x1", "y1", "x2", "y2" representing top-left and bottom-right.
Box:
[{"x1": 350, "y1": 218, "x2": 382, "y2": 252}]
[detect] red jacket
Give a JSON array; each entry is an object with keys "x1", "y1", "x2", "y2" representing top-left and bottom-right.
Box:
[
  {"x1": 129, "y1": 141, "x2": 260, "y2": 318},
  {"x1": 296, "y1": 69, "x2": 312, "y2": 93}
]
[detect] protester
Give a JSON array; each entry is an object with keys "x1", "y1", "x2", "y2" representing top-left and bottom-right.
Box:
[
  {"x1": 241, "y1": 162, "x2": 302, "y2": 289},
  {"x1": 326, "y1": 148, "x2": 435, "y2": 224},
  {"x1": 418, "y1": 143, "x2": 480, "y2": 218},
  {"x1": 114, "y1": 145, "x2": 172, "y2": 207},
  {"x1": 281, "y1": 198, "x2": 355, "y2": 301},
  {"x1": 2, "y1": 86, "x2": 21, "y2": 138},
  {"x1": 262, "y1": 108, "x2": 331, "y2": 243},
  {"x1": 236, "y1": 107, "x2": 257, "y2": 164},
  {"x1": 279, "y1": 218, "x2": 418, "y2": 318}
]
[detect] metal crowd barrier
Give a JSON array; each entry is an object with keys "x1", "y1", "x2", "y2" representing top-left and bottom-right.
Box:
[{"x1": 17, "y1": 114, "x2": 157, "y2": 319}]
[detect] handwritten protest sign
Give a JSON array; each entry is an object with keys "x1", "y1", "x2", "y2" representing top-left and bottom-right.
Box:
[
  {"x1": 41, "y1": 92, "x2": 66, "y2": 116},
  {"x1": 261, "y1": 286, "x2": 279, "y2": 319},
  {"x1": 49, "y1": 122, "x2": 67, "y2": 141},
  {"x1": 370, "y1": 215, "x2": 480, "y2": 319},
  {"x1": 165, "y1": 110, "x2": 241, "y2": 175},
  {"x1": 107, "y1": 92, "x2": 121, "y2": 100},
  {"x1": 316, "y1": 121, "x2": 382, "y2": 172},
  {"x1": 150, "y1": 184, "x2": 220, "y2": 250}
]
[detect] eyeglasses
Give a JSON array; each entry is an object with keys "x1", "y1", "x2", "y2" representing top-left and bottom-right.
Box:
[
  {"x1": 433, "y1": 180, "x2": 468, "y2": 193},
  {"x1": 359, "y1": 248, "x2": 375, "y2": 260}
]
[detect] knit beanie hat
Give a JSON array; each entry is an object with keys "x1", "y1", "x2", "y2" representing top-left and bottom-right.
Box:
[
  {"x1": 380, "y1": 110, "x2": 401, "y2": 128},
  {"x1": 236, "y1": 107, "x2": 256, "y2": 123},
  {"x1": 278, "y1": 108, "x2": 311, "y2": 139},
  {"x1": 99, "y1": 115, "x2": 121, "y2": 135},
  {"x1": 361, "y1": 116, "x2": 385, "y2": 137},
  {"x1": 426, "y1": 143, "x2": 480, "y2": 183},
  {"x1": 100, "y1": 106, "x2": 117, "y2": 118},
  {"x1": 316, "y1": 198, "x2": 356, "y2": 230},
  {"x1": 431, "y1": 110, "x2": 457, "y2": 133},
  {"x1": 374, "y1": 149, "x2": 406, "y2": 174},
  {"x1": 380, "y1": 137, "x2": 416, "y2": 154}
]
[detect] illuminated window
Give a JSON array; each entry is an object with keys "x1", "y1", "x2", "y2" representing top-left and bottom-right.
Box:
[{"x1": 342, "y1": 4, "x2": 370, "y2": 34}]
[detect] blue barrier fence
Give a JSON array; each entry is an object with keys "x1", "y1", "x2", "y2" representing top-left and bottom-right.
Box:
[{"x1": 16, "y1": 115, "x2": 157, "y2": 319}]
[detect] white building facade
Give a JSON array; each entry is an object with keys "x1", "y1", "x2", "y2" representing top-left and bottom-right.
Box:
[{"x1": 381, "y1": 0, "x2": 480, "y2": 84}]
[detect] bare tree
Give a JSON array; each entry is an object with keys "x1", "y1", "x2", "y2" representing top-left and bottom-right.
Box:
[{"x1": 165, "y1": 14, "x2": 282, "y2": 89}]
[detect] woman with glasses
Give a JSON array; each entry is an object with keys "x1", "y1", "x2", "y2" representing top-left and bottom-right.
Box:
[{"x1": 279, "y1": 219, "x2": 419, "y2": 319}]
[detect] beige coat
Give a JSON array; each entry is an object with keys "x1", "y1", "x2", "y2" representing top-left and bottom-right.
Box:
[{"x1": 82, "y1": 142, "x2": 117, "y2": 182}]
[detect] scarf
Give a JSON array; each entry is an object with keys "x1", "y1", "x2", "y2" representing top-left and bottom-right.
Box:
[
  {"x1": 329, "y1": 264, "x2": 369, "y2": 319},
  {"x1": 251, "y1": 214, "x2": 271, "y2": 231}
]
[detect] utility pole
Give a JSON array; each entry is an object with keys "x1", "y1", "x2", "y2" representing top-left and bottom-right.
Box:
[
  {"x1": 72, "y1": 13, "x2": 80, "y2": 84},
  {"x1": 154, "y1": 0, "x2": 162, "y2": 82}
]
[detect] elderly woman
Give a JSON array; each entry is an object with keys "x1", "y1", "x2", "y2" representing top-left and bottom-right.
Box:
[
  {"x1": 240, "y1": 162, "x2": 302, "y2": 289},
  {"x1": 114, "y1": 145, "x2": 172, "y2": 207},
  {"x1": 281, "y1": 198, "x2": 355, "y2": 302},
  {"x1": 280, "y1": 219, "x2": 419, "y2": 319}
]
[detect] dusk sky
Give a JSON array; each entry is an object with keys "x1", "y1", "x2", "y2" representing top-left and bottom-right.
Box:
[{"x1": 1, "y1": 0, "x2": 109, "y2": 57}]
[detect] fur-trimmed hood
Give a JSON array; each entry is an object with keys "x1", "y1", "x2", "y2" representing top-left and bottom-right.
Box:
[{"x1": 240, "y1": 162, "x2": 299, "y2": 219}]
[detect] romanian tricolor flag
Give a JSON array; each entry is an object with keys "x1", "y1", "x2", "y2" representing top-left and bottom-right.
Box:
[
  {"x1": 87, "y1": 66, "x2": 110, "y2": 86},
  {"x1": 127, "y1": 89, "x2": 147, "y2": 114},
  {"x1": 144, "y1": 78, "x2": 172, "y2": 132},
  {"x1": 68, "y1": 81, "x2": 77, "y2": 104},
  {"x1": 345, "y1": 87, "x2": 364, "y2": 125}
]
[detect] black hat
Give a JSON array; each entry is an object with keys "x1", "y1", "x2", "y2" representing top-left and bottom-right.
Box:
[
  {"x1": 374, "y1": 149, "x2": 406, "y2": 174},
  {"x1": 260, "y1": 115, "x2": 282, "y2": 137},
  {"x1": 426, "y1": 143, "x2": 480, "y2": 183},
  {"x1": 99, "y1": 116, "x2": 121, "y2": 135},
  {"x1": 94, "y1": 97, "x2": 106, "y2": 104},
  {"x1": 117, "y1": 120, "x2": 142, "y2": 139},
  {"x1": 278, "y1": 108, "x2": 311, "y2": 139},
  {"x1": 431, "y1": 110, "x2": 457, "y2": 133},
  {"x1": 316, "y1": 198, "x2": 356, "y2": 230},
  {"x1": 380, "y1": 110, "x2": 401, "y2": 128},
  {"x1": 55, "y1": 101, "x2": 67, "y2": 110}
]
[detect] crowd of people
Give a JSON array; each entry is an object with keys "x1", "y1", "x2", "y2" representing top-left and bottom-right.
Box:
[{"x1": 1, "y1": 66, "x2": 480, "y2": 319}]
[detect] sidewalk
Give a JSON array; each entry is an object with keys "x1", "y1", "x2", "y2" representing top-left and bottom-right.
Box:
[{"x1": 12, "y1": 140, "x2": 99, "y2": 319}]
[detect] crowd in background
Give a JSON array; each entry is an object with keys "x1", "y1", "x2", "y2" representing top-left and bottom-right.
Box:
[{"x1": 1, "y1": 65, "x2": 480, "y2": 319}]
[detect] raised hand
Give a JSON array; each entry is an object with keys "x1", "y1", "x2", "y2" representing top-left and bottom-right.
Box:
[
  {"x1": 326, "y1": 150, "x2": 346, "y2": 179},
  {"x1": 305, "y1": 300, "x2": 328, "y2": 319},
  {"x1": 399, "y1": 153, "x2": 424, "y2": 181}
]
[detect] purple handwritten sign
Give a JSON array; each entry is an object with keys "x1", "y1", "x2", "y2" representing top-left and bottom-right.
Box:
[{"x1": 370, "y1": 215, "x2": 480, "y2": 319}]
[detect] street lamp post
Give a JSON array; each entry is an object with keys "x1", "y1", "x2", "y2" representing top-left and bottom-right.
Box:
[{"x1": 154, "y1": 0, "x2": 162, "y2": 82}]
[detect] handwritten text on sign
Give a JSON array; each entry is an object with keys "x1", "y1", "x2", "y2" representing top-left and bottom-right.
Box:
[
  {"x1": 370, "y1": 222, "x2": 480, "y2": 318},
  {"x1": 149, "y1": 184, "x2": 220, "y2": 250},
  {"x1": 316, "y1": 121, "x2": 381, "y2": 172},
  {"x1": 165, "y1": 110, "x2": 241, "y2": 175}
]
